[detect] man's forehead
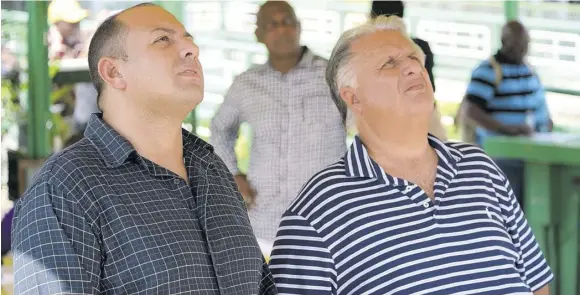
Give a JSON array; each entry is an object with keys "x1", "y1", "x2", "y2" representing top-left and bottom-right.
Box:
[
  {"x1": 351, "y1": 30, "x2": 415, "y2": 54},
  {"x1": 118, "y1": 5, "x2": 181, "y2": 29},
  {"x1": 258, "y1": 2, "x2": 295, "y2": 22},
  {"x1": 502, "y1": 21, "x2": 528, "y2": 38}
]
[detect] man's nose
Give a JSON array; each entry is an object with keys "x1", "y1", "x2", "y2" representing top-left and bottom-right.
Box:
[
  {"x1": 401, "y1": 58, "x2": 421, "y2": 77},
  {"x1": 181, "y1": 41, "x2": 199, "y2": 60}
]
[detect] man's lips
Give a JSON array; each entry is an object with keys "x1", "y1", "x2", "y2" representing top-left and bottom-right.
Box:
[
  {"x1": 404, "y1": 79, "x2": 426, "y2": 92},
  {"x1": 178, "y1": 68, "x2": 201, "y2": 80}
]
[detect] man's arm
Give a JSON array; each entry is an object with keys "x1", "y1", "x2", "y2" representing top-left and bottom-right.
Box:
[
  {"x1": 534, "y1": 285, "x2": 550, "y2": 295},
  {"x1": 465, "y1": 100, "x2": 531, "y2": 136},
  {"x1": 269, "y1": 213, "x2": 336, "y2": 295},
  {"x1": 12, "y1": 181, "x2": 101, "y2": 294},
  {"x1": 495, "y1": 168, "x2": 554, "y2": 293},
  {"x1": 258, "y1": 257, "x2": 278, "y2": 295},
  {"x1": 534, "y1": 84, "x2": 553, "y2": 132},
  {"x1": 210, "y1": 76, "x2": 245, "y2": 176}
]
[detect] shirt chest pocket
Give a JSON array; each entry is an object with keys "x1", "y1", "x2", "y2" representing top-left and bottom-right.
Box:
[{"x1": 302, "y1": 93, "x2": 343, "y2": 128}]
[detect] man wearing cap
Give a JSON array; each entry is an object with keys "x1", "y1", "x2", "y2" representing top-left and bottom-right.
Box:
[
  {"x1": 48, "y1": 0, "x2": 90, "y2": 60},
  {"x1": 48, "y1": 0, "x2": 100, "y2": 135}
]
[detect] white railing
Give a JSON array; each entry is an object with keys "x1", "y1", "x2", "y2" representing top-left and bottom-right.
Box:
[
  {"x1": 185, "y1": 2, "x2": 222, "y2": 32},
  {"x1": 416, "y1": 20, "x2": 492, "y2": 60},
  {"x1": 528, "y1": 29, "x2": 580, "y2": 68},
  {"x1": 223, "y1": 2, "x2": 259, "y2": 34},
  {"x1": 296, "y1": 9, "x2": 341, "y2": 44}
]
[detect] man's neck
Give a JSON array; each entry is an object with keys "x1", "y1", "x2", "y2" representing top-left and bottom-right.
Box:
[
  {"x1": 102, "y1": 106, "x2": 185, "y2": 172},
  {"x1": 269, "y1": 47, "x2": 303, "y2": 74},
  {"x1": 497, "y1": 48, "x2": 524, "y2": 64},
  {"x1": 63, "y1": 30, "x2": 81, "y2": 47},
  {"x1": 358, "y1": 121, "x2": 431, "y2": 165}
]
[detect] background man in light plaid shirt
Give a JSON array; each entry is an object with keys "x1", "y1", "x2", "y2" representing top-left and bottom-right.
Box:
[{"x1": 210, "y1": 0, "x2": 346, "y2": 252}]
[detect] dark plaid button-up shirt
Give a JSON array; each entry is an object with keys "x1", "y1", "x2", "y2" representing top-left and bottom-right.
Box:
[{"x1": 12, "y1": 114, "x2": 277, "y2": 295}]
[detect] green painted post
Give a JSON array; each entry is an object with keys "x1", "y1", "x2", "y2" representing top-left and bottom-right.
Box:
[
  {"x1": 155, "y1": 1, "x2": 197, "y2": 134},
  {"x1": 504, "y1": 0, "x2": 519, "y2": 21},
  {"x1": 26, "y1": 1, "x2": 51, "y2": 159}
]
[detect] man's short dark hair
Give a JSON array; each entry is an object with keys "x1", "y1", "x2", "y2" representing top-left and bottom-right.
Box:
[
  {"x1": 87, "y1": 2, "x2": 157, "y2": 101},
  {"x1": 370, "y1": 1, "x2": 405, "y2": 18}
]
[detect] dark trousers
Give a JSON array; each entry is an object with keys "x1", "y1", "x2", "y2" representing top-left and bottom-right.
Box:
[{"x1": 493, "y1": 158, "x2": 525, "y2": 209}]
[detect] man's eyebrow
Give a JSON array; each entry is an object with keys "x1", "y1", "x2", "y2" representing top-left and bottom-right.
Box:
[
  {"x1": 150, "y1": 27, "x2": 194, "y2": 39},
  {"x1": 150, "y1": 27, "x2": 175, "y2": 34}
]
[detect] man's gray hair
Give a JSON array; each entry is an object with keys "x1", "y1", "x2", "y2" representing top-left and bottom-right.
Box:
[{"x1": 325, "y1": 15, "x2": 423, "y2": 126}]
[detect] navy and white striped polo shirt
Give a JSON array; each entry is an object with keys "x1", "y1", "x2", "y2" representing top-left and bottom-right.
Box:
[
  {"x1": 269, "y1": 135, "x2": 553, "y2": 295},
  {"x1": 466, "y1": 51, "x2": 550, "y2": 145}
]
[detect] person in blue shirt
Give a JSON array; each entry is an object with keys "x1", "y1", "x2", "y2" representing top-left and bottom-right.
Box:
[{"x1": 464, "y1": 20, "x2": 553, "y2": 207}]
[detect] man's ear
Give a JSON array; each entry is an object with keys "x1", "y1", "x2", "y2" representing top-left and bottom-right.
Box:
[
  {"x1": 255, "y1": 27, "x2": 264, "y2": 44},
  {"x1": 97, "y1": 57, "x2": 126, "y2": 91},
  {"x1": 296, "y1": 21, "x2": 302, "y2": 36},
  {"x1": 340, "y1": 86, "x2": 362, "y2": 116}
]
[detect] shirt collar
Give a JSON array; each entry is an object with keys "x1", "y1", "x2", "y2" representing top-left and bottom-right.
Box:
[
  {"x1": 296, "y1": 46, "x2": 316, "y2": 68},
  {"x1": 494, "y1": 50, "x2": 524, "y2": 65},
  {"x1": 266, "y1": 46, "x2": 316, "y2": 71},
  {"x1": 84, "y1": 113, "x2": 213, "y2": 168},
  {"x1": 344, "y1": 134, "x2": 463, "y2": 186}
]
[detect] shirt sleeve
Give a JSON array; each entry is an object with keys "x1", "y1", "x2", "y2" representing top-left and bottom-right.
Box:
[
  {"x1": 496, "y1": 173, "x2": 554, "y2": 291},
  {"x1": 258, "y1": 256, "x2": 278, "y2": 295},
  {"x1": 269, "y1": 213, "x2": 337, "y2": 295},
  {"x1": 465, "y1": 64, "x2": 496, "y2": 110},
  {"x1": 12, "y1": 181, "x2": 101, "y2": 294},
  {"x1": 209, "y1": 75, "x2": 244, "y2": 176}
]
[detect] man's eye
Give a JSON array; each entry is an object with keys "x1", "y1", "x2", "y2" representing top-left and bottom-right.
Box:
[
  {"x1": 155, "y1": 36, "x2": 170, "y2": 43},
  {"x1": 382, "y1": 59, "x2": 395, "y2": 68}
]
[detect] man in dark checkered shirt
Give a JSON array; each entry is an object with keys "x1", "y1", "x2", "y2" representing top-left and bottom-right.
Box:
[{"x1": 11, "y1": 3, "x2": 277, "y2": 295}]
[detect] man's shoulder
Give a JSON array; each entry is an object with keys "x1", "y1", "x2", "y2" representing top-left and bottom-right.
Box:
[
  {"x1": 286, "y1": 159, "x2": 349, "y2": 217},
  {"x1": 27, "y1": 138, "x2": 105, "y2": 193},
  {"x1": 445, "y1": 141, "x2": 506, "y2": 180},
  {"x1": 309, "y1": 54, "x2": 328, "y2": 67},
  {"x1": 469, "y1": 59, "x2": 496, "y2": 82},
  {"x1": 236, "y1": 63, "x2": 270, "y2": 80},
  {"x1": 473, "y1": 58, "x2": 494, "y2": 71}
]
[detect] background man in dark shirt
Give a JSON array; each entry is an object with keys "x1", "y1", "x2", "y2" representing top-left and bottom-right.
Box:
[{"x1": 11, "y1": 3, "x2": 276, "y2": 294}]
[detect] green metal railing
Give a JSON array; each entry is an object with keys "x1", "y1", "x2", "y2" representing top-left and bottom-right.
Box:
[
  {"x1": 26, "y1": 1, "x2": 51, "y2": 159},
  {"x1": 504, "y1": 0, "x2": 520, "y2": 20}
]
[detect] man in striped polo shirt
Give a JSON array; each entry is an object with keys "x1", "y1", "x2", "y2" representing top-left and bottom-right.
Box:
[
  {"x1": 269, "y1": 15, "x2": 553, "y2": 295},
  {"x1": 463, "y1": 21, "x2": 552, "y2": 206}
]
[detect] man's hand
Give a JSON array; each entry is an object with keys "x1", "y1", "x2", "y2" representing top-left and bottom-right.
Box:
[
  {"x1": 534, "y1": 285, "x2": 550, "y2": 295},
  {"x1": 502, "y1": 124, "x2": 533, "y2": 136},
  {"x1": 234, "y1": 174, "x2": 256, "y2": 209}
]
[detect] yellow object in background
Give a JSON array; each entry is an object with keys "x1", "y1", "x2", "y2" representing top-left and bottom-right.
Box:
[
  {"x1": 47, "y1": 0, "x2": 88, "y2": 24},
  {"x1": 1, "y1": 254, "x2": 14, "y2": 295}
]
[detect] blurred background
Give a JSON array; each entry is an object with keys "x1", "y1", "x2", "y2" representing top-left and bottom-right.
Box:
[{"x1": 1, "y1": 0, "x2": 579, "y2": 294}]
